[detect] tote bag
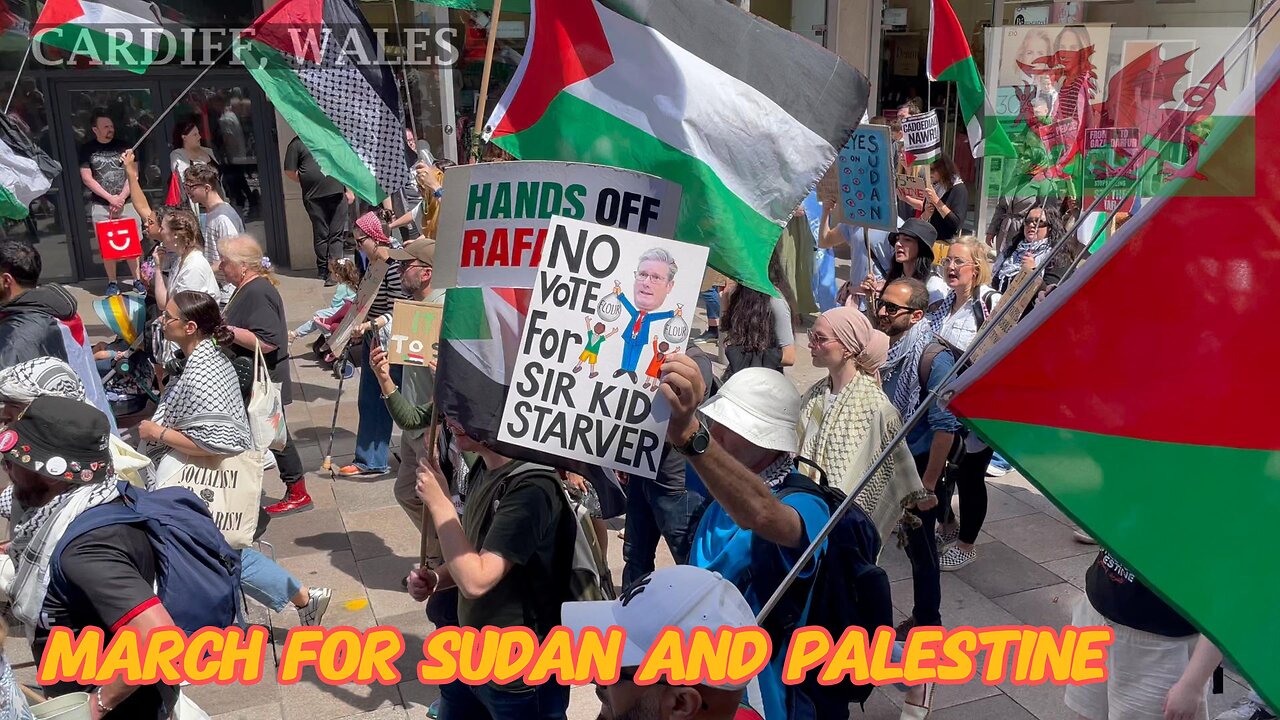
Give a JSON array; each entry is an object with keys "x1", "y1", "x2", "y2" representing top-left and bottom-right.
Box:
[
  {"x1": 154, "y1": 449, "x2": 265, "y2": 548},
  {"x1": 247, "y1": 341, "x2": 287, "y2": 452}
]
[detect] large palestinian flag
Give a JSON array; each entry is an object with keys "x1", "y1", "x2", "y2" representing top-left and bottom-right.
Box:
[
  {"x1": 33, "y1": 0, "x2": 168, "y2": 73},
  {"x1": 0, "y1": 138, "x2": 49, "y2": 220},
  {"x1": 235, "y1": 0, "x2": 409, "y2": 204},
  {"x1": 484, "y1": 0, "x2": 868, "y2": 294},
  {"x1": 945, "y1": 46, "x2": 1278, "y2": 708},
  {"x1": 436, "y1": 287, "x2": 625, "y2": 515}
]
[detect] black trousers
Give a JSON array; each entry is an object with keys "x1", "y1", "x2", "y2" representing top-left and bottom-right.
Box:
[
  {"x1": 949, "y1": 445, "x2": 994, "y2": 545},
  {"x1": 305, "y1": 193, "x2": 349, "y2": 279},
  {"x1": 903, "y1": 453, "x2": 943, "y2": 626}
]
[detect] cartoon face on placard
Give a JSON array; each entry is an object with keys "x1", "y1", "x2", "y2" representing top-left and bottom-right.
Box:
[{"x1": 96, "y1": 218, "x2": 142, "y2": 261}]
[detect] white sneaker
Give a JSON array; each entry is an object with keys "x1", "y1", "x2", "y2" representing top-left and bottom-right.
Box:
[{"x1": 297, "y1": 587, "x2": 331, "y2": 626}]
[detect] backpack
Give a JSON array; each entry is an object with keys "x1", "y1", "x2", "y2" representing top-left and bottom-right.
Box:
[
  {"x1": 754, "y1": 461, "x2": 893, "y2": 709},
  {"x1": 970, "y1": 288, "x2": 999, "y2": 329},
  {"x1": 49, "y1": 482, "x2": 242, "y2": 634},
  {"x1": 918, "y1": 341, "x2": 955, "y2": 402}
]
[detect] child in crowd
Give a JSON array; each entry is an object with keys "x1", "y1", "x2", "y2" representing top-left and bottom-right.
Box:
[{"x1": 289, "y1": 257, "x2": 361, "y2": 352}]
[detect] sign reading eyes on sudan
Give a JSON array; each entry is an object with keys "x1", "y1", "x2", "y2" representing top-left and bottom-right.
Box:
[
  {"x1": 432, "y1": 162, "x2": 684, "y2": 288},
  {"x1": 497, "y1": 217, "x2": 709, "y2": 480}
]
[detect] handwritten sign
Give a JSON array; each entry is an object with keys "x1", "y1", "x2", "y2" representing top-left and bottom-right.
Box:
[
  {"x1": 838, "y1": 124, "x2": 894, "y2": 231},
  {"x1": 896, "y1": 173, "x2": 929, "y2": 204},
  {"x1": 328, "y1": 259, "x2": 388, "y2": 358},
  {"x1": 901, "y1": 110, "x2": 942, "y2": 164},
  {"x1": 95, "y1": 218, "x2": 142, "y2": 261},
  {"x1": 1084, "y1": 127, "x2": 1141, "y2": 214},
  {"x1": 498, "y1": 217, "x2": 708, "y2": 479},
  {"x1": 434, "y1": 162, "x2": 683, "y2": 288},
  {"x1": 387, "y1": 300, "x2": 444, "y2": 367}
]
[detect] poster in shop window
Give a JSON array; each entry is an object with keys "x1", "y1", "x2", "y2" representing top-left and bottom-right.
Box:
[
  {"x1": 498, "y1": 216, "x2": 709, "y2": 480},
  {"x1": 433, "y1": 161, "x2": 683, "y2": 289}
]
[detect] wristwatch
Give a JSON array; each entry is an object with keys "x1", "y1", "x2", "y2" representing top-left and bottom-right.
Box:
[{"x1": 674, "y1": 416, "x2": 711, "y2": 457}]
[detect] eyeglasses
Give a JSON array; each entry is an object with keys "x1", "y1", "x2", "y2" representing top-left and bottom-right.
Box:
[
  {"x1": 940, "y1": 257, "x2": 974, "y2": 268},
  {"x1": 183, "y1": 182, "x2": 204, "y2": 190},
  {"x1": 808, "y1": 333, "x2": 838, "y2": 346},
  {"x1": 877, "y1": 299, "x2": 922, "y2": 315},
  {"x1": 159, "y1": 309, "x2": 182, "y2": 324},
  {"x1": 634, "y1": 271, "x2": 667, "y2": 284}
]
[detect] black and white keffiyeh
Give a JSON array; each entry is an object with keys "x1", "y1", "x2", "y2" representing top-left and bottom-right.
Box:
[
  {"x1": 0, "y1": 357, "x2": 86, "y2": 406},
  {"x1": 881, "y1": 321, "x2": 933, "y2": 421},
  {"x1": 762, "y1": 453, "x2": 797, "y2": 489},
  {"x1": 143, "y1": 339, "x2": 251, "y2": 463},
  {"x1": 995, "y1": 238, "x2": 1051, "y2": 283}
]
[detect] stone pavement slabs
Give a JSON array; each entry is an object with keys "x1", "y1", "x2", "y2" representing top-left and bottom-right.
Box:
[
  {"x1": 277, "y1": 675, "x2": 402, "y2": 720},
  {"x1": 262, "y1": 508, "x2": 352, "y2": 560},
  {"x1": 345, "y1": 507, "x2": 422, "y2": 561},
  {"x1": 992, "y1": 583, "x2": 1084, "y2": 628},
  {"x1": 331, "y1": 475, "x2": 404, "y2": 514},
  {"x1": 210, "y1": 704, "x2": 287, "y2": 720},
  {"x1": 930, "y1": 694, "x2": 1038, "y2": 719},
  {"x1": 983, "y1": 514, "x2": 1095, "y2": 565},
  {"x1": 981, "y1": 484, "x2": 1040, "y2": 523},
  {"x1": 890, "y1": 573, "x2": 1023, "y2": 630},
  {"x1": 356, "y1": 554, "x2": 427, "y2": 620},
  {"x1": 185, "y1": 655, "x2": 280, "y2": 716},
  {"x1": 1043, "y1": 552, "x2": 1097, "y2": 590},
  {"x1": 954, "y1": 541, "x2": 1064, "y2": 599}
]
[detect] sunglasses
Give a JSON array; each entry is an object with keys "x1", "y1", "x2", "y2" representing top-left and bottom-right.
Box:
[
  {"x1": 1024, "y1": 217, "x2": 1048, "y2": 228},
  {"x1": 877, "y1": 299, "x2": 922, "y2": 315},
  {"x1": 808, "y1": 333, "x2": 838, "y2": 346}
]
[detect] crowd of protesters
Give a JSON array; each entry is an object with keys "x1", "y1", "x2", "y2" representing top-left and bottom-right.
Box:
[{"x1": 0, "y1": 108, "x2": 1271, "y2": 720}]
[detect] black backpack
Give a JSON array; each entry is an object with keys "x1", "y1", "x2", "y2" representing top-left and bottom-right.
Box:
[{"x1": 754, "y1": 462, "x2": 893, "y2": 709}]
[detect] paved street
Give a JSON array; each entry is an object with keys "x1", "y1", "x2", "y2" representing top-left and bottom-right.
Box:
[{"x1": 3, "y1": 271, "x2": 1249, "y2": 720}]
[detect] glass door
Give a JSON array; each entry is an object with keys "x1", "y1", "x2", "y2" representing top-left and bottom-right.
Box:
[{"x1": 49, "y1": 81, "x2": 169, "y2": 280}]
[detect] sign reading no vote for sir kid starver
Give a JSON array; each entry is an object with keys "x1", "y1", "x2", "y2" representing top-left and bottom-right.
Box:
[
  {"x1": 432, "y1": 162, "x2": 683, "y2": 289},
  {"x1": 498, "y1": 217, "x2": 708, "y2": 479}
]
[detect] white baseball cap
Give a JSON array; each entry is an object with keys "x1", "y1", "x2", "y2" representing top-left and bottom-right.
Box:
[
  {"x1": 561, "y1": 565, "x2": 757, "y2": 688},
  {"x1": 698, "y1": 367, "x2": 801, "y2": 454}
]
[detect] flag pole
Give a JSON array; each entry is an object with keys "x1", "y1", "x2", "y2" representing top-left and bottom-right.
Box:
[
  {"x1": 129, "y1": 44, "x2": 234, "y2": 152},
  {"x1": 3, "y1": 43, "x2": 32, "y2": 115},
  {"x1": 755, "y1": 6, "x2": 1274, "y2": 625},
  {"x1": 389, "y1": 0, "x2": 420, "y2": 138},
  {"x1": 418, "y1": 408, "x2": 442, "y2": 567},
  {"x1": 470, "y1": 0, "x2": 504, "y2": 163}
]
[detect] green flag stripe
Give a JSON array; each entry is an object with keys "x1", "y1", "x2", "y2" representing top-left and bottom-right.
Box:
[
  {"x1": 964, "y1": 416, "x2": 1280, "y2": 705},
  {"x1": 492, "y1": 92, "x2": 779, "y2": 294},
  {"x1": 413, "y1": 0, "x2": 530, "y2": 11},
  {"x1": 936, "y1": 56, "x2": 1017, "y2": 157},
  {"x1": 441, "y1": 287, "x2": 491, "y2": 341},
  {"x1": 234, "y1": 39, "x2": 382, "y2": 204},
  {"x1": 0, "y1": 185, "x2": 28, "y2": 220}
]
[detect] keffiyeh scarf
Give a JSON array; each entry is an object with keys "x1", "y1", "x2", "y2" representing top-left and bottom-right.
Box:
[
  {"x1": 995, "y1": 238, "x2": 1051, "y2": 282},
  {"x1": 9, "y1": 480, "x2": 121, "y2": 634},
  {"x1": 0, "y1": 357, "x2": 86, "y2": 405},
  {"x1": 762, "y1": 453, "x2": 797, "y2": 489},
  {"x1": 881, "y1": 321, "x2": 933, "y2": 420},
  {"x1": 143, "y1": 339, "x2": 251, "y2": 464}
]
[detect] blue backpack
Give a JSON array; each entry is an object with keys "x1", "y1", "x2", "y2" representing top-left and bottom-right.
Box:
[
  {"x1": 755, "y1": 462, "x2": 894, "y2": 710},
  {"x1": 49, "y1": 482, "x2": 242, "y2": 633}
]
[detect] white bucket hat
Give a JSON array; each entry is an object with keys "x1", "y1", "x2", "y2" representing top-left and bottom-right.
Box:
[{"x1": 698, "y1": 367, "x2": 801, "y2": 454}]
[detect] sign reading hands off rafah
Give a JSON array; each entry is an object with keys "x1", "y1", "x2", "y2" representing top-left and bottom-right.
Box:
[
  {"x1": 433, "y1": 161, "x2": 683, "y2": 288},
  {"x1": 498, "y1": 217, "x2": 708, "y2": 479}
]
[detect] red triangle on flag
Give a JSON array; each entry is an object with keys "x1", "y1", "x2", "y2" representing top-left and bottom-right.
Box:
[{"x1": 33, "y1": 0, "x2": 87, "y2": 33}]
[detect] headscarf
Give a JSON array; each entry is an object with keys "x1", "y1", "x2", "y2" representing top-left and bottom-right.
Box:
[
  {"x1": 0, "y1": 357, "x2": 86, "y2": 405},
  {"x1": 822, "y1": 307, "x2": 889, "y2": 375},
  {"x1": 355, "y1": 211, "x2": 391, "y2": 245}
]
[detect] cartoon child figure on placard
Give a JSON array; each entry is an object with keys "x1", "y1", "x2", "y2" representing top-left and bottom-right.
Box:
[
  {"x1": 612, "y1": 248, "x2": 678, "y2": 384},
  {"x1": 643, "y1": 340, "x2": 677, "y2": 391},
  {"x1": 574, "y1": 317, "x2": 618, "y2": 379}
]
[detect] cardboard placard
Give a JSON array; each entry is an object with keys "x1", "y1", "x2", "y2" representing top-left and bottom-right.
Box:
[
  {"x1": 387, "y1": 300, "x2": 444, "y2": 367},
  {"x1": 837, "y1": 124, "x2": 895, "y2": 231},
  {"x1": 95, "y1": 218, "x2": 142, "y2": 261},
  {"x1": 901, "y1": 110, "x2": 942, "y2": 164},
  {"x1": 327, "y1": 259, "x2": 388, "y2": 358},
  {"x1": 896, "y1": 173, "x2": 929, "y2": 203},
  {"x1": 433, "y1": 161, "x2": 683, "y2": 289},
  {"x1": 498, "y1": 217, "x2": 709, "y2": 479}
]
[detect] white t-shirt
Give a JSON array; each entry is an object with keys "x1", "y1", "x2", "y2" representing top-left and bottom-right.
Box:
[
  {"x1": 168, "y1": 250, "x2": 221, "y2": 299},
  {"x1": 936, "y1": 285, "x2": 1001, "y2": 351}
]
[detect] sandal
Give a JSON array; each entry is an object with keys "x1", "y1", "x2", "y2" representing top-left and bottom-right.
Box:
[
  {"x1": 939, "y1": 546, "x2": 977, "y2": 572},
  {"x1": 899, "y1": 683, "x2": 935, "y2": 720}
]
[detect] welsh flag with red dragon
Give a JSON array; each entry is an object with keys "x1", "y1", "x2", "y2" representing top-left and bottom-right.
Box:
[{"x1": 945, "y1": 44, "x2": 1278, "y2": 708}]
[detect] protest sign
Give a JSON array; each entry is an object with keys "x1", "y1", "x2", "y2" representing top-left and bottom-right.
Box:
[
  {"x1": 896, "y1": 173, "x2": 929, "y2": 204},
  {"x1": 387, "y1": 300, "x2": 444, "y2": 367},
  {"x1": 96, "y1": 218, "x2": 142, "y2": 261},
  {"x1": 328, "y1": 259, "x2": 387, "y2": 358},
  {"x1": 837, "y1": 124, "x2": 894, "y2": 231},
  {"x1": 498, "y1": 217, "x2": 709, "y2": 479},
  {"x1": 1084, "y1": 127, "x2": 1141, "y2": 213},
  {"x1": 901, "y1": 110, "x2": 942, "y2": 164},
  {"x1": 434, "y1": 162, "x2": 683, "y2": 288}
]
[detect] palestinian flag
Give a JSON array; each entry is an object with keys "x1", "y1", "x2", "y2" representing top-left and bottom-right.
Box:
[
  {"x1": 235, "y1": 0, "x2": 409, "y2": 204},
  {"x1": 33, "y1": 0, "x2": 168, "y2": 73},
  {"x1": 485, "y1": 0, "x2": 868, "y2": 295},
  {"x1": 945, "y1": 46, "x2": 1277, "y2": 708},
  {"x1": 0, "y1": 138, "x2": 50, "y2": 220},
  {"x1": 926, "y1": 0, "x2": 1015, "y2": 158},
  {"x1": 436, "y1": 287, "x2": 625, "y2": 516},
  {"x1": 413, "y1": 0, "x2": 530, "y2": 12}
]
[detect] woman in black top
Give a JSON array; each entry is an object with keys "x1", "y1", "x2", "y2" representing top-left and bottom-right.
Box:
[
  {"x1": 903, "y1": 153, "x2": 969, "y2": 241},
  {"x1": 215, "y1": 234, "x2": 314, "y2": 515}
]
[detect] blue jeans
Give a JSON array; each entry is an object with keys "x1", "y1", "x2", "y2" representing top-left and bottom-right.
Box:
[
  {"x1": 354, "y1": 338, "x2": 400, "y2": 472},
  {"x1": 622, "y1": 476, "x2": 705, "y2": 588},
  {"x1": 699, "y1": 288, "x2": 722, "y2": 320},
  {"x1": 439, "y1": 679, "x2": 569, "y2": 720},
  {"x1": 239, "y1": 548, "x2": 301, "y2": 613}
]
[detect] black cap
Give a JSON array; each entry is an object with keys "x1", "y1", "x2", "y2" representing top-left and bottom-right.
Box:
[
  {"x1": 890, "y1": 218, "x2": 939, "y2": 263},
  {"x1": 0, "y1": 395, "x2": 113, "y2": 484}
]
